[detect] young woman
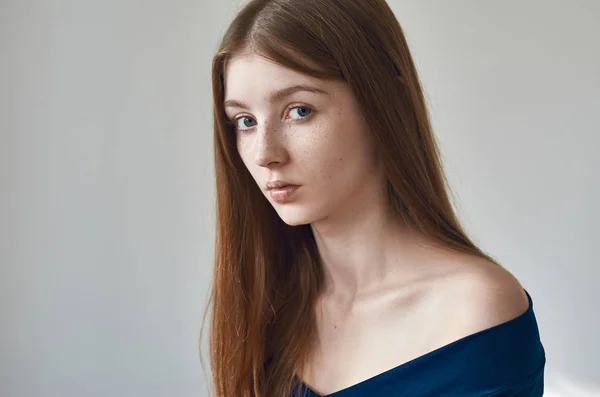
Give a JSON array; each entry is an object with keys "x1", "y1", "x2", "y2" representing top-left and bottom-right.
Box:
[{"x1": 202, "y1": 0, "x2": 546, "y2": 396}]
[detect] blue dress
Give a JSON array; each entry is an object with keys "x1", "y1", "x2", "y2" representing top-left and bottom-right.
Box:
[{"x1": 294, "y1": 289, "x2": 545, "y2": 397}]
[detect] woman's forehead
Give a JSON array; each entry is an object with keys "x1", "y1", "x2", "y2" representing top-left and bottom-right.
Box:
[
  {"x1": 225, "y1": 55, "x2": 316, "y2": 88},
  {"x1": 224, "y1": 55, "x2": 338, "y2": 106}
]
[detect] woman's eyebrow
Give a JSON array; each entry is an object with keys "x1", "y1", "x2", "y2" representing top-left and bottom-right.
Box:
[{"x1": 224, "y1": 84, "x2": 329, "y2": 109}]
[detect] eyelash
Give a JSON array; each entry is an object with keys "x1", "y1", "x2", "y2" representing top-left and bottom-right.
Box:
[{"x1": 231, "y1": 105, "x2": 314, "y2": 132}]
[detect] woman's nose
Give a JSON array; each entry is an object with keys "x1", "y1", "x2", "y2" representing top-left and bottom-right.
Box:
[{"x1": 253, "y1": 120, "x2": 287, "y2": 167}]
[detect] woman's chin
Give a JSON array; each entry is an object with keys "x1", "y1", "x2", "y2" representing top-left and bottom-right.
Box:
[{"x1": 274, "y1": 207, "x2": 315, "y2": 227}]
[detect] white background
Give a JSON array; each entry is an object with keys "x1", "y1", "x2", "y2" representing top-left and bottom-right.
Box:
[{"x1": 1, "y1": 0, "x2": 598, "y2": 396}]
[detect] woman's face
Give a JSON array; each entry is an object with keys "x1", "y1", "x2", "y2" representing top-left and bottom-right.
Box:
[{"x1": 224, "y1": 54, "x2": 384, "y2": 226}]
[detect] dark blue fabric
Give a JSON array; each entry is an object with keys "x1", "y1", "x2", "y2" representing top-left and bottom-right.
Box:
[{"x1": 293, "y1": 289, "x2": 545, "y2": 397}]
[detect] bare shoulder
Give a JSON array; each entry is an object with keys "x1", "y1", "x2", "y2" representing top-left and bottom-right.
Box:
[{"x1": 435, "y1": 255, "x2": 530, "y2": 338}]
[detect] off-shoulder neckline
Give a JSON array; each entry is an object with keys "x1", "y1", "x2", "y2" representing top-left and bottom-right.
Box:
[{"x1": 297, "y1": 288, "x2": 535, "y2": 397}]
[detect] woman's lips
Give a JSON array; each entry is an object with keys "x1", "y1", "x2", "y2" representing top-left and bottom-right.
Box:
[{"x1": 269, "y1": 185, "x2": 301, "y2": 202}]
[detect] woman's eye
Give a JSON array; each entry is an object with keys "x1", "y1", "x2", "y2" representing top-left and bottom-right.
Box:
[
  {"x1": 235, "y1": 116, "x2": 257, "y2": 130},
  {"x1": 288, "y1": 106, "x2": 312, "y2": 120},
  {"x1": 233, "y1": 106, "x2": 312, "y2": 131}
]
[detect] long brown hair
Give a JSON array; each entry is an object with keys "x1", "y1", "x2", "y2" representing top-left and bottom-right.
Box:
[{"x1": 200, "y1": 0, "x2": 499, "y2": 396}]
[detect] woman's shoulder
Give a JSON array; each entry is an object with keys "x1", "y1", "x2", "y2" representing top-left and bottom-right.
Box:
[
  {"x1": 430, "y1": 255, "x2": 531, "y2": 346},
  {"x1": 411, "y1": 256, "x2": 545, "y2": 393}
]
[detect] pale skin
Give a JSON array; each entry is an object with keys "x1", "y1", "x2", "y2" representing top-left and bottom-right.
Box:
[{"x1": 224, "y1": 54, "x2": 530, "y2": 395}]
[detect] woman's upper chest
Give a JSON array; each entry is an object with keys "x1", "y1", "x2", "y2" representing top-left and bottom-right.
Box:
[{"x1": 302, "y1": 285, "x2": 457, "y2": 395}]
